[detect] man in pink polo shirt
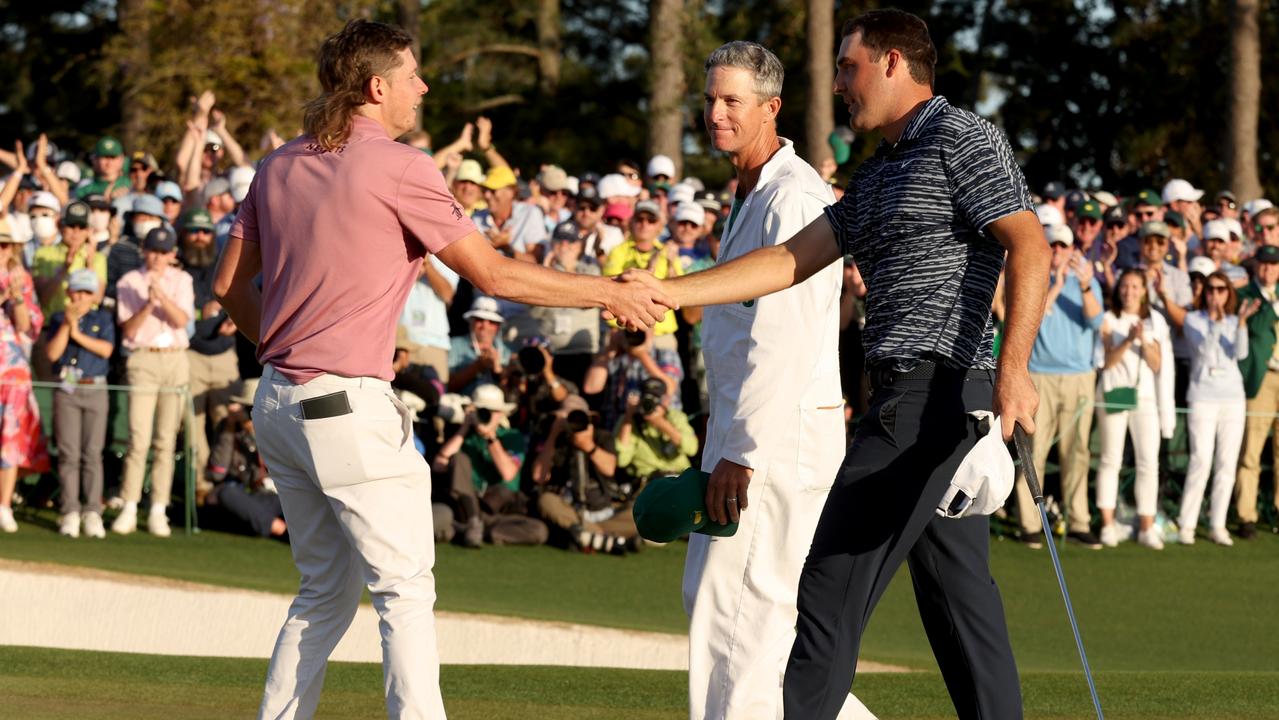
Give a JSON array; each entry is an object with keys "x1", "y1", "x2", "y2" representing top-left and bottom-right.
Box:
[{"x1": 214, "y1": 20, "x2": 671, "y2": 720}]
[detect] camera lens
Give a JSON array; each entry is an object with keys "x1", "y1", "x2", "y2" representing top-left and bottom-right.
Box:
[
  {"x1": 517, "y1": 346, "x2": 545, "y2": 375},
  {"x1": 640, "y1": 394, "x2": 660, "y2": 416},
  {"x1": 476, "y1": 408, "x2": 492, "y2": 425},
  {"x1": 566, "y1": 409, "x2": 589, "y2": 433}
]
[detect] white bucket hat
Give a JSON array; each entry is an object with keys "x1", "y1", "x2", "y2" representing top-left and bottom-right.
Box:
[{"x1": 471, "y1": 384, "x2": 516, "y2": 415}]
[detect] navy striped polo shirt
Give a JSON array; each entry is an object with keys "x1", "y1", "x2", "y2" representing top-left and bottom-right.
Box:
[{"x1": 826, "y1": 95, "x2": 1033, "y2": 372}]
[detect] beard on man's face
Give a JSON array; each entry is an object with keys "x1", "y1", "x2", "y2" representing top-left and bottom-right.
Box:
[{"x1": 181, "y1": 239, "x2": 218, "y2": 268}]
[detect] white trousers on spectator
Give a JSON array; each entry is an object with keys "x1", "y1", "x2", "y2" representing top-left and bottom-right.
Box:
[
  {"x1": 253, "y1": 366, "x2": 444, "y2": 720},
  {"x1": 1094, "y1": 402, "x2": 1161, "y2": 516},
  {"x1": 682, "y1": 407, "x2": 873, "y2": 720},
  {"x1": 1180, "y1": 400, "x2": 1245, "y2": 532}
]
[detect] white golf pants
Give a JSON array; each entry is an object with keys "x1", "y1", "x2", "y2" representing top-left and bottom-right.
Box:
[
  {"x1": 682, "y1": 408, "x2": 874, "y2": 720},
  {"x1": 254, "y1": 365, "x2": 445, "y2": 720},
  {"x1": 1095, "y1": 403, "x2": 1161, "y2": 516},
  {"x1": 1180, "y1": 400, "x2": 1245, "y2": 532}
]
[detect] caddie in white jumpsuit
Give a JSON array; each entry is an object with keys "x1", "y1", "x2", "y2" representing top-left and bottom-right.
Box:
[{"x1": 682, "y1": 41, "x2": 873, "y2": 720}]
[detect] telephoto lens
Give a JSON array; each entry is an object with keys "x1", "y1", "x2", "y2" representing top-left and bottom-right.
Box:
[
  {"x1": 476, "y1": 408, "x2": 493, "y2": 425},
  {"x1": 517, "y1": 345, "x2": 545, "y2": 375},
  {"x1": 566, "y1": 409, "x2": 590, "y2": 433}
]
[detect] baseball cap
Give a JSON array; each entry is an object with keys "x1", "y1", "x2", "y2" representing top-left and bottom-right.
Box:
[
  {"x1": 29, "y1": 191, "x2": 61, "y2": 213},
  {"x1": 1077, "y1": 200, "x2": 1103, "y2": 221},
  {"x1": 576, "y1": 184, "x2": 603, "y2": 207},
  {"x1": 67, "y1": 268, "x2": 100, "y2": 294},
  {"x1": 482, "y1": 165, "x2": 518, "y2": 191},
  {"x1": 674, "y1": 202, "x2": 704, "y2": 226},
  {"x1": 1224, "y1": 218, "x2": 1245, "y2": 239},
  {"x1": 937, "y1": 412, "x2": 1014, "y2": 519},
  {"x1": 1163, "y1": 210, "x2": 1186, "y2": 229},
  {"x1": 1202, "y1": 220, "x2": 1231, "y2": 243},
  {"x1": 131, "y1": 194, "x2": 165, "y2": 218},
  {"x1": 603, "y1": 202, "x2": 633, "y2": 222},
  {"x1": 1216, "y1": 190, "x2": 1238, "y2": 203},
  {"x1": 1065, "y1": 189, "x2": 1088, "y2": 211},
  {"x1": 56, "y1": 161, "x2": 82, "y2": 185},
  {"x1": 154, "y1": 181, "x2": 183, "y2": 203},
  {"x1": 1243, "y1": 199, "x2": 1274, "y2": 217},
  {"x1": 463, "y1": 295, "x2": 504, "y2": 324},
  {"x1": 1256, "y1": 246, "x2": 1279, "y2": 265},
  {"x1": 551, "y1": 220, "x2": 582, "y2": 243},
  {"x1": 229, "y1": 166, "x2": 256, "y2": 203},
  {"x1": 18, "y1": 174, "x2": 40, "y2": 191},
  {"x1": 1188, "y1": 256, "x2": 1217, "y2": 277},
  {"x1": 633, "y1": 200, "x2": 660, "y2": 219},
  {"x1": 0, "y1": 216, "x2": 18, "y2": 244},
  {"x1": 1103, "y1": 206, "x2": 1127, "y2": 225},
  {"x1": 1162, "y1": 178, "x2": 1204, "y2": 204},
  {"x1": 633, "y1": 468, "x2": 739, "y2": 543},
  {"x1": 1134, "y1": 189, "x2": 1162, "y2": 207},
  {"x1": 62, "y1": 200, "x2": 91, "y2": 229},
  {"x1": 1091, "y1": 190, "x2": 1119, "y2": 209},
  {"x1": 668, "y1": 183, "x2": 696, "y2": 205},
  {"x1": 1045, "y1": 224, "x2": 1072, "y2": 246},
  {"x1": 130, "y1": 151, "x2": 159, "y2": 172},
  {"x1": 1035, "y1": 203, "x2": 1065, "y2": 227},
  {"x1": 693, "y1": 192, "x2": 720, "y2": 214},
  {"x1": 1042, "y1": 181, "x2": 1066, "y2": 200},
  {"x1": 455, "y1": 159, "x2": 485, "y2": 185},
  {"x1": 181, "y1": 208, "x2": 215, "y2": 233},
  {"x1": 204, "y1": 177, "x2": 232, "y2": 200},
  {"x1": 647, "y1": 154, "x2": 676, "y2": 179},
  {"x1": 598, "y1": 173, "x2": 641, "y2": 199},
  {"x1": 1138, "y1": 221, "x2": 1171, "y2": 239},
  {"x1": 143, "y1": 226, "x2": 177, "y2": 253},
  {"x1": 84, "y1": 194, "x2": 113, "y2": 212},
  {"x1": 95, "y1": 136, "x2": 124, "y2": 157},
  {"x1": 538, "y1": 165, "x2": 569, "y2": 193}
]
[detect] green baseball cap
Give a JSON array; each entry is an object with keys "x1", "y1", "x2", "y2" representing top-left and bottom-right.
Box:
[
  {"x1": 1077, "y1": 200, "x2": 1102, "y2": 221},
  {"x1": 633, "y1": 468, "x2": 739, "y2": 543},
  {"x1": 1134, "y1": 189, "x2": 1161, "y2": 208},
  {"x1": 180, "y1": 208, "x2": 215, "y2": 232},
  {"x1": 95, "y1": 136, "x2": 124, "y2": 157}
]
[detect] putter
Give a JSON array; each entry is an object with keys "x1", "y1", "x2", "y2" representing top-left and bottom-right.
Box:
[{"x1": 1013, "y1": 424, "x2": 1104, "y2": 720}]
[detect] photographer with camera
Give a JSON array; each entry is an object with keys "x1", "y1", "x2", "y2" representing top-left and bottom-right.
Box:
[
  {"x1": 203, "y1": 379, "x2": 287, "y2": 539},
  {"x1": 432, "y1": 383, "x2": 546, "y2": 548},
  {"x1": 583, "y1": 326, "x2": 680, "y2": 430},
  {"x1": 531, "y1": 394, "x2": 637, "y2": 554},
  {"x1": 528, "y1": 221, "x2": 602, "y2": 388},
  {"x1": 615, "y1": 376, "x2": 697, "y2": 485}
]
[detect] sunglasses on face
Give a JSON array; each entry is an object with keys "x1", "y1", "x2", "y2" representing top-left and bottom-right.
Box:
[
  {"x1": 129, "y1": 166, "x2": 150, "y2": 173},
  {"x1": 1106, "y1": 222, "x2": 1126, "y2": 230},
  {"x1": 576, "y1": 203, "x2": 602, "y2": 213},
  {"x1": 472, "y1": 318, "x2": 500, "y2": 327},
  {"x1": 633, "y1": 215, "x2": 659, "y2": 225},
  {"x1": 1207, "y1": 285, "x2": 1230, "y2": 294},
  {"x1": 604, "y1": 217, "x2": 625, "y2": 226},
  {"x1": 1079, "y1": 217, "x2": 1101, "y2": 225}
]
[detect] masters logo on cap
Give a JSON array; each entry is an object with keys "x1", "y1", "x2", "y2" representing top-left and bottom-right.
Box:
[
  {"x1": 95, "y1": 136, "x2": 124, "y2": 158},
  {"x1": 633, "y1": 468, "x2": 738, "y2": 543}
]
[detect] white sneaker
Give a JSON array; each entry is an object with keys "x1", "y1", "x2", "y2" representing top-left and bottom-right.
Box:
[
  {"x1": 58, "y1": 512, "x2": 80, "y2": 538},
  {"x1": 147, "y1": 509, "x2": 171, "y2": 538},
  {"x1": 1137, "y1": 526, "x2": 1165, "y2": 550},
  {"x1": 1099, "y1": 523, "x2": 1120, "y2": 547},
  {"x1": 1178, "y1": 527, "x2": 1195, "y2": 545},
  {"x1": 82, "y1": 512, "x2": 106, "y2": 539},
  {"x1": 0, "y1": 506, "x2": 16, "y2": 533},
  {"x1": 111, "y1": 506, "x2": 137, "y2": 535},
  {"x1": 1209, "y1": 527, "x2": 1234, "y2": 547}
]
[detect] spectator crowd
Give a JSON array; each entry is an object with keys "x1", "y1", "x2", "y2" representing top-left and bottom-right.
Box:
[{"x1": 0, "y1": 91, "x2": 1276, "y2": 555}]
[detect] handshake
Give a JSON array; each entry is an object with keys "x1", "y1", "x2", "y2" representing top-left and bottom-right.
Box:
[{"x1": 603, "y1": 269, "x2": 678, "y2": 332}]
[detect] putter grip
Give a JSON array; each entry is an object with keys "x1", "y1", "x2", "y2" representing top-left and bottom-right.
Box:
[{"x1": 1013, "y1": 424, "x2": 1044, "y2": 504}]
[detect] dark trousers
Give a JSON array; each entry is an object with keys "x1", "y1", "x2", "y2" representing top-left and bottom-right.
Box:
[{"x1": 784, "y1": 370, "x2": 1021, "y2": 720}]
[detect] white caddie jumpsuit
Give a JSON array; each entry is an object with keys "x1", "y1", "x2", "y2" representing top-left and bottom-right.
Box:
[{"x1": 682, "y1": 138, "x2": 875, "y2": 720}]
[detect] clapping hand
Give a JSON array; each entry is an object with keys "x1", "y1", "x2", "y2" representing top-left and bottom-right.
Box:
[{"x1": 1239, "y1": 298, "x2": 1262, "y2": 324}]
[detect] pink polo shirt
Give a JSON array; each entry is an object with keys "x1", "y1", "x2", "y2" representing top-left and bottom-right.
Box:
[{"x1": 231, "y1": 115, "x2": 476, "y2": 383}]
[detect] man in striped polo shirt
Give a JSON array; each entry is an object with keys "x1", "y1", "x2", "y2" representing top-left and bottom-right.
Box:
[{"x1": 622, "y1": 9, "x2": 1050, "y2": 719}]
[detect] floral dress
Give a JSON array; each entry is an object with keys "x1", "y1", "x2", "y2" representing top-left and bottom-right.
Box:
[{"x1": 0, "y1": 270, "x2": 50, "y2": 473}]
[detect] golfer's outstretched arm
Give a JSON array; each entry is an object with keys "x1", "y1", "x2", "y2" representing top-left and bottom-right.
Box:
[
  {"x1": 630, "y1": 214, "x2": 842, "y2": 308},
  {"x1": 436, "y1": 231, "x2": 674, "y2": 329}
]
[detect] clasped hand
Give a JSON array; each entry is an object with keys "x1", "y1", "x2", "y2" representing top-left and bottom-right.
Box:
[{"x1": 602, "y1": 269, "x2": 677, "y2": 332}]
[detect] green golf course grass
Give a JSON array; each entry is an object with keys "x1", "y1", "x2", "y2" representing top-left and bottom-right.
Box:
[
  {"x1": 2, "y1": 508, "x2": 1277, "y2": 675},
  {"x1": 2, "y1": 645, "x2": 1276, "y2": 719}
]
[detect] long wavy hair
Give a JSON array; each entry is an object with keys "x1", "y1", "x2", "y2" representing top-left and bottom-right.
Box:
[{"x1": 302, "y1": 20, "x2": 413, "y2": 151}]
